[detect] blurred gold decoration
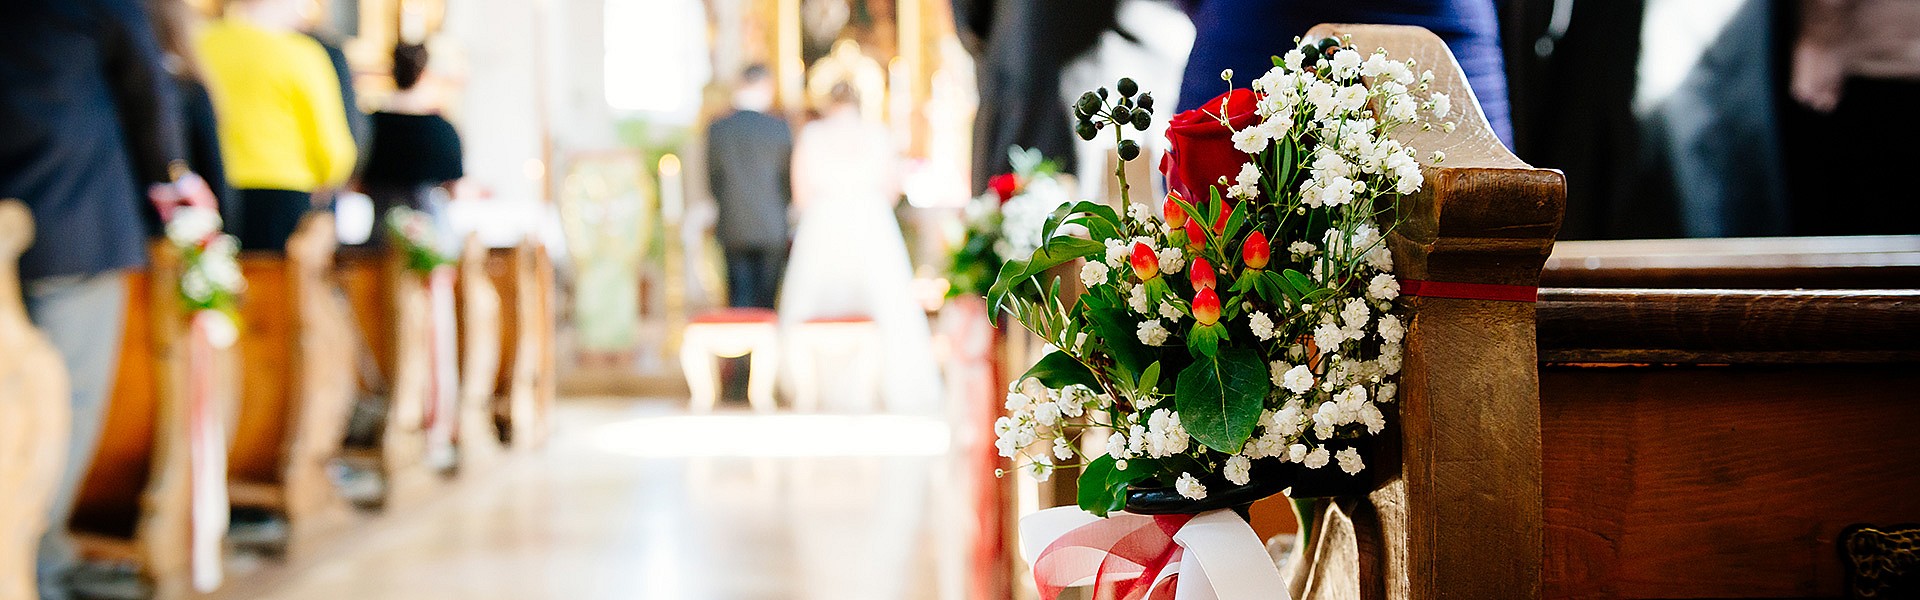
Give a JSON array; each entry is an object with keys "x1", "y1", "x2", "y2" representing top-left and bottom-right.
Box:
[
  {"x1": 556, "y1": 151, "x2": 655, "y2": 356},
  {"x1": 805, "y1": 39, "x2": 886, "y2": 118}
]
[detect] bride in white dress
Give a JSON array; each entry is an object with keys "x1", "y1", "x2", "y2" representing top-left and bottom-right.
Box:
[{"x1": 780, "y1": 83, "x2": 942, "y2": 414}]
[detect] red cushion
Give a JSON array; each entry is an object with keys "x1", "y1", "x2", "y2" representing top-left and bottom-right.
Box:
[
  {"x1": 690, "y1": 308, "x2": 779, "y2": 324},
  {"x1": 803, "y1": 316, "x2": 876, "y2": 325}
]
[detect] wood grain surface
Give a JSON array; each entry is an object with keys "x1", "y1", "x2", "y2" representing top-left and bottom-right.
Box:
[
  {"x1": 1537, "y1": 288, "x2": 1920, "y2": 363},
  {"x1": 0, "y1": 200, "x2": 71, "y2": 600},
  {"x1": 1543, "y1": 235, "x2": 1920, "y2": 289},
  {"x1": 455, "y1": 236, "x2": 505, "y2": 470}
]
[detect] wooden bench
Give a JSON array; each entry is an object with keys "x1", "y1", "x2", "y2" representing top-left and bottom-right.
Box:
[
  {"x1": 454, "y1": 236, "x2": 505, "y2": 470},
  {"x1": 1284, "y1": 24, "x2": 1920, "y2": 600},
  {"x1": 481, "y1": 241, "x2": 554, "y2": 448},
  {"x1": 335, "y1": 246, "x2": 444, "y2": 508},
  {"x1": 227, "y1": 214, "x2": 357, "y2": 560},
  {"x1": 0, "y1": 200, "x2": 71, "y2": 600},
  {"x1": 67, "y1": 241, "x2": 241, "y2": 596}
]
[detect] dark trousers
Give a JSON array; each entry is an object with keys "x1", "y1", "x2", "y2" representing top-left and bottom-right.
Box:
[
  {"x1": 235, "y1": 188, "x2": 314, "y2": 251},
  {"x1": 724, "y1": 246, "x2": 784, "y2": 309}
]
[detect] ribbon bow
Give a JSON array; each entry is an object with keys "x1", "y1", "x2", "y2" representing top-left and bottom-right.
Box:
[{"x1": 1020, "y1": 507, "x2": 1290, "y2": 600}]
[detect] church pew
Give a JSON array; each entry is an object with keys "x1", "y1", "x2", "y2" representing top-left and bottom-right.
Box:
[
  {"x1": 0, "y1": 200, "x2": 71, "y2": 600},
  {"x1": 227, "y1": 213, "x2": 357, "y2": 560},
  {"x1": 483, "y1": 242, "x2": 547, "y2": 448},
  {"x1": 67, "y1": 242, "x2": 240, "y2": 597},
  {"x1": 334, "y1": 246, "x2": 443, "y2": 508},
  {"x1": 454, "y1": 236, "x2": 504, "y2": 470}
]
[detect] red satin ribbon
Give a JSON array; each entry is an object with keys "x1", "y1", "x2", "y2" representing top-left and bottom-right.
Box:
[
  {"x1": 1033, "y1": 513, "x2": 1194, "y2": 600},
  {"x1": 1398, "y1": 278, "x2": 1538, "y2": 303}
]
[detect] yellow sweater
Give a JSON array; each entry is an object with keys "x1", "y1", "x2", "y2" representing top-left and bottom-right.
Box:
[{"x1": 196, "y1": 20, "x2": 356, "y2": 192}]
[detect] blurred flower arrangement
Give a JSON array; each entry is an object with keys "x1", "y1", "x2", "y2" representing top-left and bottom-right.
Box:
[
  {"x1": 990, "y1": 36, "x2": 1454, "y2": 514},
  {"x1": 164, "y1": 206, "x2": 245, "y2": 347},
  {"x1": 946, "y1": 147, "x2": 1073, "y2": 299},
  {"x1": 386, "y1": 207, "x2": 455, "y2": 274}
]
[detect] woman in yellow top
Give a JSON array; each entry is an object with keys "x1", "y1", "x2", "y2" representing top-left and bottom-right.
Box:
[{"x1": 195, "y1": 0, "x2": 356, "y2": 249}]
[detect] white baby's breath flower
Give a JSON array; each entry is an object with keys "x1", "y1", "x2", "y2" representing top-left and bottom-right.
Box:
[
  {"x1": 1330, "y1": 49, "x2": 1362, "y2": 75},
  {"x1": 1159, "y1": 302, "x2": 1183, "y2": 320},
  {"x1": 1312, "y1": 320, "x2": 1346, "y2": 350},
  {"x1": 1033, "y1": 401, "x2": 1061, "y2": 427},
  {"x1": 1031, "y1": 460, "x2": 1053, "y2": 482},
  {"x1": 1227, "y1": 162, "x2": 1261, "y2": 200},
  {"x1": 1053, "y1": 437, "x2": 1075, "y2": 460},
  {"x1": 1224, "y1": 455, "x2": 1252, "y2": 486},
  {"x1": 1232, "y1": 126, "x2": 1269, "y2": 154},
  {"x1": 1376, "y1": 382, "x2": 1397, "y2": 403},
  {"x1": 1341, "y1": 298, "x2": 1371, "y2": 330},
  {"x1": 1128, "y1": 284, "x2": 1153, "y2": 314},
  {"x1": 1175, "y1": 472, "x2": 1208, "y2": 500},
  {"x1": 1441, "y1": 121, "x2": 1457, "y2": 133},
  {"x1": 1336, "y1": 447, "x2": 1365, "y2": 475},
  {"x1": 1157, "y1": 247, "x2": 1186, "y2": 274},
  {"x1": 1249, "y1": 311, "x2": 1276, "y2": 340},
  {"x1": 165, "y1": 206, "x2": 221, "y2": 246},
  {"x1": 1378, "y1": 314, "x2": 1405, "y2": 343},
  {"x1": 1127, "y1": 202, "x2": 1153, "y2": 223},
  {"x1": 1004, "y1": 391, "x2": 1032, "y2": 412},
  {"x1": 1282, "y1": 364, "x2": 1315, "y2": 394},
  {"x1": 1367, "y1": 273, "x2": 1400, "y2": 301},
  {"x1": 1431, "y1": 150, "x2": 1446, "y2": 163},
  {"x1": 1104, "y1": 238, "x2": 1131, "y2": 267},
  {"x1": 1360, "y1": 52, "x2": 1392, "y2": 78},
  {"x1": 1288, "y1": 241, "x2": 1316, "y2": 258},
  {"x1": 1303, "y1": 447, "x2": 1331, "y2": 469},
  {"x1": 1282, "y1": 49, "x2": 1306, "y2": 71},
  {"x1": 1334, "y1": 84, "x2": 1368, "y2": 112},
  {"x1": 1080, "y1": 261, "x2": 1110, "y2": 287},
  {"x1": 1429, "y1": 92, "x2": 1451, "y2": 118},
  {"x1": 1106, "y1": 432, "x2": 1128, "y2": 459},
  {"x1": 1287, "y1": 443, "x2": 1309, "y2": 463},
  {"x1": 1136, "y1": 319, "x2": 1171, "y2": 346}
]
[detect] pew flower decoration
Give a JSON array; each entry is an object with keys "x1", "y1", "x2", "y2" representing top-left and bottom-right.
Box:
[
  {"x1": 948, "y1": 147, "x2": 1073, "y2": 299},
  {"x1": 386, "y1": 207, "x2": 455, "y2": 274},
  {"x1": 165, "y1": 206, "x2": 244, "y2": 348},
  {"x1": 992, "y1": 37, "x2": 1446, "y2": 515}
]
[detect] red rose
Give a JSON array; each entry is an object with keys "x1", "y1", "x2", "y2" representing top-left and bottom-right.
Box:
[
  {"x1": 988, "y1": 173, "x2": 1020, "y2": 203},
  {"x1": 1161, "y1": 89, "x2": 1261, "y2": 205}
]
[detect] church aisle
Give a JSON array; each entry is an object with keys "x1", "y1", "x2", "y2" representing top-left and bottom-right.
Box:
[{"x1": 255, "y1": 397, "x2": 957, "y2": 600}]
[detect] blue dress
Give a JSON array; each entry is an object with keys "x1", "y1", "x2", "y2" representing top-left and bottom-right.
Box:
[{"x1": 1178, "y1": 0, "x2": 1513, "y2": 148}]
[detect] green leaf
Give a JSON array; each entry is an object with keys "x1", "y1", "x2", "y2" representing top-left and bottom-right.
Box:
[
  {"x1": 1281, "y1": 269, "x2": 1316, "y2": 298},
  {"x1": 1021, "y1": 350, "x2": 1101, "y2": 390},
  {"x1": 1186, "y1": 322, "x2": 1220, "y2": 358},
  {"x1": 1221, "y1": 197, "x2": 1248, "y2": 242},
  {"x1": 1137, "y1": 361, "x2": 1162, "y2": 396},
  {"x1": 1082, "y1": 298, "x2": 1148, "y2": 381},
  {"x1": 1076, "y1": 455, "x2": 1127, "y2": 516},
  {"x1": 1174, "y1": 348, "x2": 1270, "y2": 453},
  {"x1": 986, "y1": 237, "x2": 1106, "y2": 313},
  {"x1": 985, "y1": 257, "x2": 1030, "y2": 315}
]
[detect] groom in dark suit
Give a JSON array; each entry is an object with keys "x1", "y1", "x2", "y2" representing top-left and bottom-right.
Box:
[{"x1": 705, "y1": 65, "x2": 793, "y2": 309}]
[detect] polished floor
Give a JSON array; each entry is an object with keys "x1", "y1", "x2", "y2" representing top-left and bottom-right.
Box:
[{"x1": 256, "y1": 397, "x2": 964, "y2": 600}]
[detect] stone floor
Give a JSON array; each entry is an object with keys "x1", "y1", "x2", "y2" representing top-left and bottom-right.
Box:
[{"x1": 254, "y1": 397, "x2": 966, "y2": 600}]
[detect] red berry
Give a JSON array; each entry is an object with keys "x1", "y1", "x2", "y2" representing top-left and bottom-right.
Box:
[
  {"x1": 1243, "y1": 231, "x2": 1270, "y2": 269},
  {"x1": 1130, "y1": 242, "x2": 1160, "y2": 280},
  {"x1": 1192, "y1": 288, "x2": 1221, "y2": 325},
  {"x1": 1163, "y1": 193, "x2": 1188, "y2": 228},
  {"x1": 1189, "y1": 257, "x2": 1216, "y2": 290}
]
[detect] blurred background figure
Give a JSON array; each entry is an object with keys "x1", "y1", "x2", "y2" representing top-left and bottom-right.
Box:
[
  {"x1": 145, "y1": 0, "x2": 233, "y2": 237},
  {"x1": 0, "y1": 0, "x2": 204, "y2": 597},
  {"x1": 361, "y1": 42, "x2": 465, "y2": 241},
  {"x1": 1785, "y1": 0, "x2": 1920, "y2": 235},
  {"x1": 781, "y1": 82, "x2": 941, "y2": 414},
  {"x1": 705, "y1": 64, "x2": 792, "y2": 309},
  {"x1": 196, "y1": 0, "x2": 356, "y2": 251}
]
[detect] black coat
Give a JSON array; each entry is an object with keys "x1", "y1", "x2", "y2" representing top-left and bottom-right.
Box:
[
  {"x1": 0, "y1": 0, "x2": 183, "y2": 280},
  {"x1": 954, "y1": 0, "x2": 1119, "y2": 193},
  {"x1": 706, "y1": 109, "x2": 793, "y2": 250}
]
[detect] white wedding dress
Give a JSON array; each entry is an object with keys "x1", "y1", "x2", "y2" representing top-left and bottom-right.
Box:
[{"x1": 780, "y1": 109, "x2": 942, "y2": 414}]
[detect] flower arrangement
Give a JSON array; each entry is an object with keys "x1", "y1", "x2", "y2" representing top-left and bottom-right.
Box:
[
  {"x1": 947, "y1": 147, "x2": 1073, "y2": 299},
  {"x1": 385, "y1": 207, "x2": 455, "y2": 274},
  {"x1": 990, "y1": 36, "x2": 1453, "y2": 515},
  {"x1": 164, "y1": 206, "x2": 245, "y2": 347}
]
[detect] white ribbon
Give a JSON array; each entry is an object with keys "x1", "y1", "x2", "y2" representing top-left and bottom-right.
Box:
[{"x1": 1019, "y1": 506, "x2": 1290, "y2": 600}]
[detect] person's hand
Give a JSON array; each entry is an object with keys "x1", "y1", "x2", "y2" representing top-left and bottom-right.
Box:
[
  {"x1": 148, "y1": 171, "x2": 217, "y2": 222},
  {"x1": 1791, "y1": 41, "x2": 1845, "y2": 113}
]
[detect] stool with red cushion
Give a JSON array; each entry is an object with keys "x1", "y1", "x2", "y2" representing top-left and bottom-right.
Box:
[
  {"x1": 680, "y1": 308, "x2": 780, "y2": 412},
  {"x1": 788, "y1": 316, "x2": 882, "y2": 412}
]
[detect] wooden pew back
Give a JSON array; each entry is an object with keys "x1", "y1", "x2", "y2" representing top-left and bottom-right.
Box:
[
  {"x1": 456, "y1": 236, "x2": 504, "y2": 466},
  {"x1": 0, "y1": 200, "x2": 71, "y2": 600}
]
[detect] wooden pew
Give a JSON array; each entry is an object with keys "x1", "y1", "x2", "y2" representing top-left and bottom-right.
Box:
[
  {"x1": 481, "y1": 240, "x2": 554, "y2": 449},
  {"x1": 67, "y1": 242, "x2": 240, "y2": 597},
  {"x1": 0, "y1": 200, "x2": 71, "y2": 600},
  {"x1": 335, "y1": 246, "x2": 442, "y2": 508},
  {"x1": 228, "y1": 214, "x2": 356, "y2": 559},
  {"x1": 454, "y1": 236, "x2": 504, "y2": 470},
  {"x1": 1284, "y1": 23, "x2": 1565, "y2": 600},
  {"x1": 1284, "y1": 25, "x2": 1920, "y2": 600}
]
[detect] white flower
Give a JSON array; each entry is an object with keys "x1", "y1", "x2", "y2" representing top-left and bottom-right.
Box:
[
  {"x1": 1175, "y1": 472, "x2": 1208, "y2": 500},
  {"x1": 1053, "y1": 437, "x2": 1076, "y2": 460},
  {"x1": 1334, "y1": 84, "x2": 1368, "y2": 112},
  {"x1": 1336, "y1": 447, "x2": 1365, "y2": 475},
  {"x1": 1431, "y1": 150, "x2": 1446, "y2": 163},
  {"x1": 1385, "y1": 94, "x2": 1419, "y2": 122},
  {"x1": 1312, "y1": 319, "x2": 1347, "y2": 350},
  {"x1": 1157, "y1": 247, "x2": 1186, "y2": 274},
  {"x1": 1146, "y1": 410, "x2": 1190, "y2": 457},
  {"x1": 1104, "y1": 238, "x2": 1131, "y2": 267},
  {"x1": 1367, "y1": 273, "x2": 1400, "y2": 301},
  {"x1": 1379, "y1": 344, "x2": 1404, "y2": 375},
  {"x1": 1128, "y1": 284, "x2": 1153, "y2": 314},
  {"x1": 195, "y1": 310, "x2": 239, "y2": 349},
  {"x1": 1441, "y1": 121, "x2": 1458, "y2": 133},
  {"x1": 1304, "y1": 80, "x2": 1337, "y2": 112},
  {"x1": 1127, "y1": 202, "x2": 1153, "y2": 223},
  {"x1": 1136, "y1": 319, "x2": 1171, "y2": 346},
  {"x1": 1249, "y1": 311, "x2": 1276, "y2": 340},
  {"x1": 1361, "y1": 52, "x2": 1392, "y2": 78},
  {"x1": 1282, "y1": 49, "x2": 1306, "y2": 71},
  {"x1": 1220, "y1": 68, "x2": 1234, "y2": 81},
  {"x1": 1224, "y1": 455, "x2": 1252, "y2": 486},
  {"x1": 1303, "y1": 447, "x2": 1331, "y2": 469},
  {"x1": 1004, "y1": 391, "x2": 1033, "y2": 412},
  {"x1": 1281, "y1": 364, "x2": 1315, "y2": 394},
  {"x1": 165, "y1": 206, "x2": 221, "y2": 246},
  {"x1": 1232, "y1": 126, "x2": 1269, "y2": 154},
  {"x1": 1288, "y1": 241, "x2": 1317, "y2": 258},
  {"x1": 1430, "y1": 92, "x2": 1451, "y2": 118},
  {"x1": 1227, "y1": 162, "x2": 1261, "y2": 200},
  {"x1": 1033, "y1": 401, "x2": 1062, "y2": 426},
  {"x1": 1275, "y1": 403, "x2": 1306, "y2": 436},
  {"x1": 1377, "y1": 314, "x2": 1405, "y2": 343},
  {"x1": 1330, "y1": 49, "x2": 1362, "y2": 75},
  {"x1": 1287, "y1": 443, "x2": 1309, "y2": 463},
  {"x1": 1106, "y1": 432, "x2": 1128, "y2": 459},
  {"x1": 1127, "y1": 424, "x2": 1148, "y2": 456},
  {"x1": 1341, "y1": 298, "x2": 1371, "y2": 330},
  {"x1": 1158, "y1": 302, "x2": 1183, "y2": 320},
  {"x1": 181, "y1": 269, "x2": 213, "y2": 302},
  {"x1": 1358, "y1": 402, "x2": 1386, "y2": 434},
  {"x1": 1376, "y1": 382, "x2": 1397, "y2": 403},
  {"x1": 1419, "y1": 69, "x2": 1435, "y2": 85},
  {"x1": 1031, "y1": 461, "x2": 1053, "y2": 482},
  {"x1": 1058, "y1": 385, "x2": 1089, "y2": 417},
  {"x1": 1080, "y1": 261, "x2": 1110, "y2": 287},
  {"x1": 1304, "y1": 176, "x2": 1356, "y2": 207}
]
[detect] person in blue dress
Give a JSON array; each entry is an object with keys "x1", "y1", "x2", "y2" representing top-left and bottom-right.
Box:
[{"x1": 1176, "y1": 0, "x2": 1513, "y2": 148}]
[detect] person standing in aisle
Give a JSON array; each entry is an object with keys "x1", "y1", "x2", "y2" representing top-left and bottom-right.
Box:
[{"x1": 705, "y1": 65, "x2": 793, "y2": 309}]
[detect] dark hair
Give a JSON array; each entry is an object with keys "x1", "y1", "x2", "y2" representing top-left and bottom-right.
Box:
[
  {"x1": 741, "y1": 64, "x2": 771, "y2": 85},
  {"x1": 145, "y1": 0, "x2": 201, "y2": 81},
  {"x1": 392, "y1": 43, "x2": 430, "y2": 91}
]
